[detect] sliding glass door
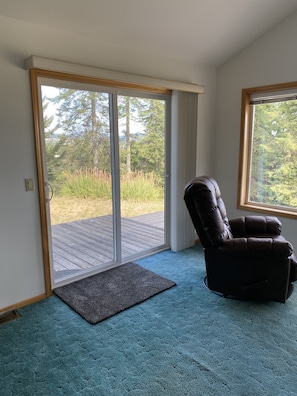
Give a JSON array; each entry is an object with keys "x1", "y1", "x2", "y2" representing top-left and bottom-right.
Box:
[
  {"x1": 117, "y1": 94, "x2": 167, "y2": 261},
  {"x1": 37, "y1": 78, "x2": 170, "y2": 287}
]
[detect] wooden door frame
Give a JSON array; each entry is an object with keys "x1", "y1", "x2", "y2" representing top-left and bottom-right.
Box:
[
  {"x1": 29, "y1": 68, "x2": 171, "y2": 296},
  {"x1": 29, "y1": 69, "x2": 52, "y2": 296}
]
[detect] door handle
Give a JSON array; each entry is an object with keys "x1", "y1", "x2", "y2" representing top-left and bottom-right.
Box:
[{"x1": 45, "y1": 182, "x2": 54, "y2": 202}]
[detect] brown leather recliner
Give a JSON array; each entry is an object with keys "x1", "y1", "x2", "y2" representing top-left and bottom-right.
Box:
[{"x1": 184, "y1": 176, "x2": 297, "y2": 302}]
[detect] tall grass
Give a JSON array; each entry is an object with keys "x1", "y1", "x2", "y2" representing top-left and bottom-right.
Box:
[
  {"x1": 59, "y1": 168, "x2": 163, "y2": 201},
  {"x1": 120, "y1": 172, "x2": 162, "y2": 201},
  {"x1": 60, "y1": 169, "x2": 111, "y2": 199}
]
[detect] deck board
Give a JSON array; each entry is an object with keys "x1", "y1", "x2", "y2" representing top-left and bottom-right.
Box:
[{"x1": 52, "y1": 212, "x2": 165, "y2": 280}]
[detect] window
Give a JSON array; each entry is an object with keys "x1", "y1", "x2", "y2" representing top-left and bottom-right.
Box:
[{"x1": 238, "y1": 82, "x2": 297, "y2": 218}]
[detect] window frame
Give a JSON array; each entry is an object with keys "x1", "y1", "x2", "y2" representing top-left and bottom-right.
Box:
[{"x1": 238, "y1": 81, "x2": 297, "y2": 219}]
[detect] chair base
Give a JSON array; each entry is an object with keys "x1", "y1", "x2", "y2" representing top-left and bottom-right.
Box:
[
  {"x1": 203, "y1": 276, "x2": 244, "y2": 300},
  {"x1": 203, "y1": 276, "x2": 292, "y2": 303}
]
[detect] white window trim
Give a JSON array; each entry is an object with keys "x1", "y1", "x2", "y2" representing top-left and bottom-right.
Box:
[{"x1": 25, "y1": 55, "x2": 204, "y2": 94}]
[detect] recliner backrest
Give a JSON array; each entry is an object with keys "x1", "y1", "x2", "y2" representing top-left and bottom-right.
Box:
[{"x1": 184, "y1": 176, "x2": 233, "y2": 247}]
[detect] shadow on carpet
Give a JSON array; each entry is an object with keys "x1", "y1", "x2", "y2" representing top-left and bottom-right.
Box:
[{"x1": 53, "y1": 262, "x2": 176, "y2": 324}]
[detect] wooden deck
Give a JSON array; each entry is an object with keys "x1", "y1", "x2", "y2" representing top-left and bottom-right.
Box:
[{"x1": 52, "y1": 211, "x2": 165, "y2": 280}]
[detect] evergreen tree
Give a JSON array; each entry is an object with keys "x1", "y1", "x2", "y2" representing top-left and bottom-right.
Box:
[
  {"x1": 49, "y1": 88, "x2": 111, "y2": 172},
  {"x1": 42, "y1": 95, "x2": 63, "y2": 187},
  {"x1": 130, "y1": 98, "x2": 165, "y2": 185},
  {"x1": 251, "y1": 100, "x2": 297, "y2": 207}
]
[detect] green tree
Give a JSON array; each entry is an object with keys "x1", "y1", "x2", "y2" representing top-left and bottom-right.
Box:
[
  {"x1": 118, "y1": 95, "x2": 135, "y2": 173},
  {"x1": 118, "y1": 96, "x2": 165, "y2": 183},
  {"x1": 49, "y1": 88, "x2": 111, "y2": 172},
  {"x1": 251, "y1": 100, "x2": 297, "y2": 207},
  {"x1": 42, "y1": 95, "x2": 64, "y2": 186},
  {"x1": 131, "y1": 98, "x2": 165, "y2": 185}
]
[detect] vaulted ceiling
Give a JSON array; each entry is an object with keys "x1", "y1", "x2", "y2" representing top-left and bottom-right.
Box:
[{"x1": 1, "y1": 0, "x2": 297, "y2": 67}]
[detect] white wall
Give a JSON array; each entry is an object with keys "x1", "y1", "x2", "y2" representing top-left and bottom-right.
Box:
[
  {"x1": 0, "y1": 15, "x2": 216, "y2": 310},
  {"x1": 215, "y1": 11, "x2": 297, "y2": 247}
]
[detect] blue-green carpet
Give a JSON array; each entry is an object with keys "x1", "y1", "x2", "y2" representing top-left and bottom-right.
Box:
[{"x1": 1, "y1": 244, "x2": 297, "y2": 395}]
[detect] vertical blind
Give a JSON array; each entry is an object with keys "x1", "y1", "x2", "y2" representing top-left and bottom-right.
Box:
[{"x1": 171, "y1": 91, "x2": 198, "y2": 252}]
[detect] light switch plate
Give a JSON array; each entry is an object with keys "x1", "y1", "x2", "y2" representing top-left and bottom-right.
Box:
[{"x1": 25, "y1": 178, "x2": 34, "y2": 191}]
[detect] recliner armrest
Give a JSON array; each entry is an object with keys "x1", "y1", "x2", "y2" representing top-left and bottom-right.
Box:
[
  {"x1": 220, "y1": 235, "x2": 293, "y2": 259},
  {"x1": 229, "y1": 216, "x2": 282, "y2": 237}
]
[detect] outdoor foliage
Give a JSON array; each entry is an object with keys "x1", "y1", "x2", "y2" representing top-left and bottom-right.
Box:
[
  {"x1": 250, "y1": 100, "x2": 297, "y2": 207},
  {"x1": 42, "y1": 87, "x2": 165, "y2": 201},
  {"x1": 60, "y1": 168, "x2": 163, "y2": 201}
]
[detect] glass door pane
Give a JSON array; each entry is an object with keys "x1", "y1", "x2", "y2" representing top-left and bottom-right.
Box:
[
  {"x1": 41, "y1": 85, "x2": 114, "y2": 283},
  {"x1": 117, "y1": 95, "x2": 166, "y2": 261}
]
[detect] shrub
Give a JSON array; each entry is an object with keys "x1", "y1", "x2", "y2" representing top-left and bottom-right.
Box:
[
  {"x1": 121, "y1": 171, "x2": 162, "y2": 201},
  {"x1": 58, "y1": 168, "x2": 163, "y2": 201}
]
